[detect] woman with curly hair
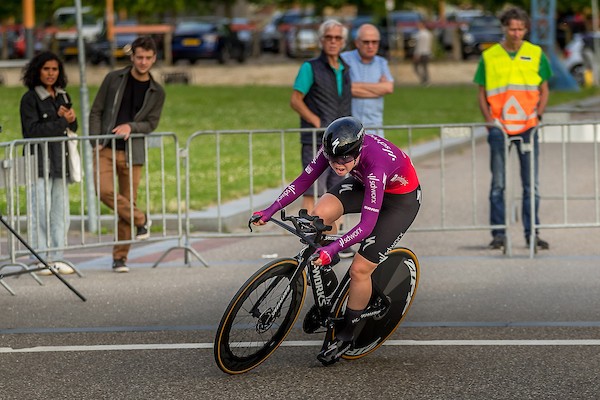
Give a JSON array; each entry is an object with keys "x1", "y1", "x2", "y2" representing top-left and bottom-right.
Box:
[{"x1": 20, "y1": 51, "x2": 77, "y2": 275}]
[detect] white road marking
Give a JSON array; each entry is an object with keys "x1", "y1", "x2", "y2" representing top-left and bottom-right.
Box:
[{"x1": 2, "y1": 339, "x2": 600, "y2": 353}]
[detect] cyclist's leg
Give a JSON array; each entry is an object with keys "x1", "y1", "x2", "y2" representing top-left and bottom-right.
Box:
[
  {"x1": 346, "y1": 186, "x2": 421, "y2": 308},
  {"x1": 346, "y1": 254, "x2": 377, "y2": 310},
  {"x1": 316, "y1": 178, "x2": 371, "y2": 363},
  {"x1": 314, "y1": 176, "x2": 364, "y2": 232},
  {"x1": 318, "y1": 188, "x2": 422, "y2": 364},
  {"x1": 330, "y1": 254, "x2": 377, "y2": 343},
  {"x1": 341, "y1": 247, "x2": 420, "y2": 361},
  {"x1": 311, "y1": 193, "x2": 343, "y2": 232},
  {"x1": 356, "y1": 187, "x2": 422, "y2": 265}
]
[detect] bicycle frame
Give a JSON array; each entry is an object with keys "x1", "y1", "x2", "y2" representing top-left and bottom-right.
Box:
[
  {"x1": 260, "y1": 210, "x2": 390, "y2": 332},
  {"x1": 216, "y1": 210, "x2": 420, "y2": 373},
  {"x1": 267, "y1": 211, "x2": 332, "y2": 316}
]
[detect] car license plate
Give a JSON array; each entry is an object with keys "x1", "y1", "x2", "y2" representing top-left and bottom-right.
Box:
[
  {"x1": 115, "y1": 49, "x2": 125, "y2": 58},
  {"x1": 182, "y1": 38, "x2": 201, "y2": 47},
  {"x1": 479, "y1": 42, "x2": 495, "y2": 51},
  {"x1": 64, "y1": 47, "x2": 78, "y2": 55}
]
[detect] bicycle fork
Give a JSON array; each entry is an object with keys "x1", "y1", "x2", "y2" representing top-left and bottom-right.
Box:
[{"x1": 249, "y1": 262, "x2": 305, "y2": 329}]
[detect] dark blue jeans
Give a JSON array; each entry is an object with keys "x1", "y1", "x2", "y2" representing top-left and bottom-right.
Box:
[{"x1": 488, "y1": 127, "x2": 540, "y2": 238}]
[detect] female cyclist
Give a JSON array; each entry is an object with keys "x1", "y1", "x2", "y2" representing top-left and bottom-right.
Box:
[{"x1": 252, "y1": 116, "x2": 421, "y2": 363}]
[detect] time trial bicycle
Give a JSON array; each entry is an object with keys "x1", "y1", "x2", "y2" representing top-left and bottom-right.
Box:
[{"x1": 214, "y1": 209, "x2": 420, "y2": 374}]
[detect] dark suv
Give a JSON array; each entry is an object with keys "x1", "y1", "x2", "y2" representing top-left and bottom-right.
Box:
[
  {"x1": 460, "y1": 15, "x2": 504, "y2": 59},
  {"x1": 171, "y1": 18, "x2": 248, "y2": 64}
]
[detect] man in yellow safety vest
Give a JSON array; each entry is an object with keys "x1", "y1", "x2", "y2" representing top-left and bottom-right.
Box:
[{"x1": 473, "y1": 7, "x2": 552, "y2": 250}]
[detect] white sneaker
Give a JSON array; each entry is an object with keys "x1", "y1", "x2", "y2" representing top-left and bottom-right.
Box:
[
  {"x1": 53, "y1": 261, "x2": 75, "y2": 275},
  {"x1": 35, "y1": 262, "x2": 54, "y2": 276},
  {"x1": 35, "y1": 261, "x2": 74, "y2": 276}
]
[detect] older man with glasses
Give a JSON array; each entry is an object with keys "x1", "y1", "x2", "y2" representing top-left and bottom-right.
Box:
[
  {"x1": 290, "y1": 19, "x2": 355, "y2": 258},
  {"x1": 290, "y1": 20, "x2": 352, "y2": 214},
  {"x1": 341, "y1": 23, "x2": 394, "y2": 138}
]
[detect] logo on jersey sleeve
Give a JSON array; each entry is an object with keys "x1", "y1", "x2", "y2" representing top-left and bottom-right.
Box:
[
  {"x1": 390, "y1": 174, "x2": 409, "y2": 186},
  {"x1": 338, "y1": 227, "x2": 363, "y2": 248},
  {"x1": 367, "y1": 173, "x2": 380, "y2": 204},
  {"x1": 276, "y1": 184, "x2": 296, "y2": 202},
  {"x1": 371, "y1": 135, "x2": 396, "y2": 161}
]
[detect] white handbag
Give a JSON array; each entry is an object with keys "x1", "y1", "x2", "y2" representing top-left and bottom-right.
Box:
[{"x1": 66, "y1": 128, "x2": 82, "y2": 183}]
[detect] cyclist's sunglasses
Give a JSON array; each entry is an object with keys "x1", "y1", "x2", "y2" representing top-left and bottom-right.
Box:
[{"x1": 324, "y1": 153, "x2": 357, "y2": 165}]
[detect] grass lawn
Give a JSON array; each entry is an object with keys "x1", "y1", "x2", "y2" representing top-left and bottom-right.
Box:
[{"x1": 1, "y1": 84, "x2": 598, "y2": 213}]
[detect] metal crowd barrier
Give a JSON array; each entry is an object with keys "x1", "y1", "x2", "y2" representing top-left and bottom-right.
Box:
[
  {"x1": 2, "y1": 122, "x2": 599, "y2": 294},
  {"x1": 0, "y1": 132, "x2": 197, "y2": 295},
  {"x1": 183, "y1": 122, "x2": 600, "y2": 259},
  {"x1": 530, "y1": 120, "x2": 600, "y2": 257},
  {"x1": 182, "y1": 123, "x2": 504, "y2": 240}
]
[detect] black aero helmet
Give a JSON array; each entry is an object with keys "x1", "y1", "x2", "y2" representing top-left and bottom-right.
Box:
[{"x1": 323, "y1": 117, "x2": 365, "y2": 163}]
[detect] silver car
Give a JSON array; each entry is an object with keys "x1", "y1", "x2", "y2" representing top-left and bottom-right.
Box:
[{"x1": 562, "y1": 32, "x2": 600, "y2": 86}]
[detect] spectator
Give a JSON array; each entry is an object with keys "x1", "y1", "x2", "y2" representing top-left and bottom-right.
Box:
[
  {"x1": 290, "y1": 19, "x2": 352, "y2": 215},
  {"x1": 290, "y1": 19, "x2": 354, "y2": 257},
  {"x1": 20, "y1": 51, "x2": 77, "y2": 275},
  {"x1": 473, "y1": 7, "x2": 552, "y2": 250},
  {"x1": 413, "y1": 21, "x2": 433, "y2": 85},
  {"x1": 341, "y1": 23, "x2": 394, "y2": 137},
  {"x1": 89, "y1": 36, "x2": 166, "y2": 273}
]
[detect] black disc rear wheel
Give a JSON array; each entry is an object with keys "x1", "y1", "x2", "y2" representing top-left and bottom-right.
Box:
[
  {"x1": 328, "y1": 247, "x2": 420, "y2": 360},
  {"x1": 214, "y1": 258, "x2": 307, "y2": 374}
]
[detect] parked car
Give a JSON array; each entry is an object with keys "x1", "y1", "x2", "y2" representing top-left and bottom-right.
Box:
[
  {"x1": 171, "y1": 18, "x2": 248, "y2": 64},
  {"x1": 460, "y1": 15, "x2": 503, "y2": 59},
  {"x1": 87, "y1": 22, "x2": 138, "y2": 65},
  {"x1": 563, "y1": 32, "x2": 600, "y2": 86},
  {"x1": 284, "y1": 17, "x2": 321, "y2": 58},
  {"x1": 230, "y1": 17, "x2": 254, "y2": 59},
  {"x1": 53, "y1": 6, "x2": 103, "y2": 61},
  {"x1": 260, "y1": 9, "x2": 313, "y2": 54}
]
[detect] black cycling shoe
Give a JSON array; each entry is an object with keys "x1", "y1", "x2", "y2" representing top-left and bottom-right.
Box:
[{"x1": 317, "y1": 338, "x2": 353, "y2": 366}]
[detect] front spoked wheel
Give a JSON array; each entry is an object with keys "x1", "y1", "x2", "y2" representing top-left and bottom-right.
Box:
[
  {"x1": 329, "y1": 247, "x2": 420, "y2": 360},
  {"x1": 214, "y1": 258, "x2": 307, "y2": 374}
]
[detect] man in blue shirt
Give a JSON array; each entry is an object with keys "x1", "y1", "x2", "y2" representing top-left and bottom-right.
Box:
[{"x1": 341, "y1": 23, "x2": 394, "y2": 137}]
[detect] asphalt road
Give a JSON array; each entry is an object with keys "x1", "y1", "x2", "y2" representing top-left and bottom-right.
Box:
[{"x1": 1, "y1": 137, "x2": 600, "y2": 399}]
